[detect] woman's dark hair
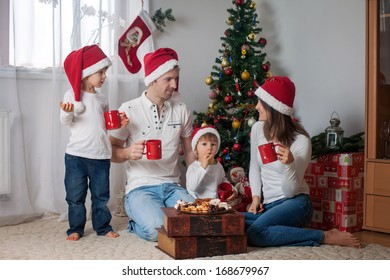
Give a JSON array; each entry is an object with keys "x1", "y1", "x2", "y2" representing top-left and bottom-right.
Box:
[{"x1": 260, "y1": 100, "x2": 310, "y2": 147}]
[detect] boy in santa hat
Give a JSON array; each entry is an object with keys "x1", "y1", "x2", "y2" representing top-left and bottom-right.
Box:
[
  {"x1": 109, "y1": 48, "x2": 196, "y2": 242},
  {"x1": 186, "y1": 126, "x2": 237, "y2": 202},
  {"x1": 60, "y1": 44, "x2": 128, "y2": 241}
]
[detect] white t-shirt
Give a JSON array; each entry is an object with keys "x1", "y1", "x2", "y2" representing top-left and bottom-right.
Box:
[
  {"x1": 249, "y1": 121, "x2": 311, "y2": 204},
  {"x1": 186, "y1": 160, "x2": 227, "y2": 198},
  {"x1": 110, "y1": 91, "x2": 193, "y2": 194},
  {"x1": 60, "y1": 89, "x2": 112, "y2": 159}
]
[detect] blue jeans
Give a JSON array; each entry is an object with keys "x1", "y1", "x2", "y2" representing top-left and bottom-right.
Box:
[
  {"x1": 64, "y1": 154, "x2": 113, "y2": 237},
  {"x1": 243, "y1": 194, "x2": 324, "y2": 247},
  {"x1": 124, "y1": 183, "x2": 195, "y2": 241}
]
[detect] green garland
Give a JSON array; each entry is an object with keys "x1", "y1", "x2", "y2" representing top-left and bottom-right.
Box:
[{"x1": 311, "y1": 132, "x2": 365, "y2": 159}]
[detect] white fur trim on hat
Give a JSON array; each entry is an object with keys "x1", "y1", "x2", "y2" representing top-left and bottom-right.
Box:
[
  {"x1": 144, "y1": 59, "x2": 178, "y2": 87},
  {"x1": 255, "y1": 86, "x2": 294, "y2": 115},
  {"x1": 191, "y1": 127, "x2": 221, "y2": 154},
  {"x1": 82, "y1": 57, "x2": 112, "y2": 79}
]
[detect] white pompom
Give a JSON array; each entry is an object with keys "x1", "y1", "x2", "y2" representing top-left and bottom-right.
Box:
[{"x1": 73, "y1": 101, "x2": 85, "y2": 113}]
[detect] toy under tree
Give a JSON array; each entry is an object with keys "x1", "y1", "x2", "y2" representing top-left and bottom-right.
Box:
[{"x1": 193, "y1": 0, "x2": 272, "y2": 174}]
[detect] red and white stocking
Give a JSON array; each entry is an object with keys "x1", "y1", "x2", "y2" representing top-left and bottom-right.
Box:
[{"x1": 118, "y1": 10, "x2": 156, "y2": 74}]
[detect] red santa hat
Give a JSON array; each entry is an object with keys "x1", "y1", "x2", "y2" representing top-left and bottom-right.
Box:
[
  {"x1": 63, "y1": 44, "x2": 111, "y2": 112},
  {"x1": 144, "y1": 48, "x2": 179, "y2": 88},
  {"x1": 255, "y1": 76, "x2": 295, "y2": 116},
  {"x1": 191, "y1": 125, "x2": 221, "y2": 153}
]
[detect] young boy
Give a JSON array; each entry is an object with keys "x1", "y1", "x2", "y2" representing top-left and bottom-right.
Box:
[
  {"x1": 186, "y1": 126, "x2": 237, "y2": 201},
  {"x1": 60, "y1": 44, "x2": 128, "y2": 241}
]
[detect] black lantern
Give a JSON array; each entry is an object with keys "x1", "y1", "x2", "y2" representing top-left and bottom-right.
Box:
[{"x1": 325, "y1": 112, "x2": 344, "y2": 149}]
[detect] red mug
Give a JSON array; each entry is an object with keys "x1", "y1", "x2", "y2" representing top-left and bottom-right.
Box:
[
  {"x1": 104, "y1": 110, "x2": 121, "y2": 130},
  {"x1": 218, "y1": 182, "x2": 233, "y2": 202},
  {"x1": 258, "y1": 142, "x2": 282, "y2": 164},
  {"x1": 144, "y1": 139, "x2": 162, "y2": 160}
]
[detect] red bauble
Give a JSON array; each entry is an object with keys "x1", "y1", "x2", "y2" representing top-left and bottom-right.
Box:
[
  {"x1": 247, "y1": 89, "x2": 255, "y2": 98},
  {"x1": 262, "y1": 63, "x2": 270, "y2": 72},
  {"x1": 213, "y1": 118, "x2": 220, "y2": 125},
  {"x1": 233, "y1": 143, "x2": 242, "y2": 152},
  {"x1": 222, "y1": 148, "x2": 229, "y2": 155},
  {"x1": 217, "y1": 157, "x2": 223, "y2": 163},
  {"x1": 224, "y1": 95, "x2": 233, "y2": 104},
  {"x1": 224, "y1": 67, "x2": 233, "y2": 76},
  {"x1": 209, "y1": 90, "x2": 218, "y2": 99},
  {"x1": 258, "y1": 37, "x2": 267, "y2": 47},
  {"x1": 236, "y1": 0, "x2": 245, "y2": 5}
]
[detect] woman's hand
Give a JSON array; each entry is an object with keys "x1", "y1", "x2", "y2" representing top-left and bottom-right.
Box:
[
  {"x1": 276, "y1": 144, "x2": 294, "y2": 164},
  {"x1": 248, "y1": 195, "x2": 264, "y2": 214}
]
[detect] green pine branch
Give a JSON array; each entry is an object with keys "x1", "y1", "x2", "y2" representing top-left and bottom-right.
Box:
[{"x1": 151, "y1": 8, "x2": 176, "y2": 32}]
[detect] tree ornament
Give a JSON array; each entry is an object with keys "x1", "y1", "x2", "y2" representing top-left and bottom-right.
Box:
[
  {"x1": 221, "y1": 58, "x2": 230, "y2": 68},
  {"x1": 217, "y1": 157, "x2": 223, "y2": 163},
  {"x1": 250, "y1": 2, "x2": 257, "y2": 9},
  {"x1": 241, "y1": 49, "x2": 247, "y2": 58},
  {"x1": 247, "y1": 89, "x2": 255, "y2": 98},
  {"x1": 236, "y1": 0, "x2": 245, "y2": 6},
  {"x1": 233, "y1": 142, "x2": 242, "y2": 152},
  {"x1": 223, "y1": 148, "x2": 229, "y2": 155},
  {"x1": 248, "y1": 32, "x2": 256, "y2": 41},
  {"x1": 226, "y1": 17, "x2": 233, "y2": 25},
  {"x1": 248, "y1": 117, "x2": 256, "y2": 127},
  {"x1": 266, "y1": 71, "x2": 273, "y2": 78},
  {"x1": 209, "y1": 90, "x2": 218, "y2": 99},
  {"x1": 232, "y1": 119, "x2": 241, "y2": 130},
  {"x1": 241, "y1": 70, "x2": 250, "y2": 81},
  {"x1": 261, "y1": 63, "x2": 270, "y2": 72},
  {"x1": 224, "y1": 95, "x2": 233, "y2": 104},
  {"x1": 224, "y1": 29, "x2": 232, "y2": 37},
  {"x1": 225, "y1": 154, "x2": 231, "y2": 161},
  {"x1": 205, "y1": 76, "x2": 214, "y2": 85},
  {"x1": 258, "y1": 37, "x2": 267, "y2": 47},
  {"x1": 201, "y1": 121, "x2": 209, "y2": 127},
  {"x1": 235, "y1": 82, "x2": 242, "y2": 96},
  {"x1": 224, "y1": 67, "x2": 233, "y2": 76}
]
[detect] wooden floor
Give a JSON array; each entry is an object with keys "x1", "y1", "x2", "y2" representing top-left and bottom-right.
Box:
[{"x1": 354, "y1": 230, "x2": 390, "y2": 247}]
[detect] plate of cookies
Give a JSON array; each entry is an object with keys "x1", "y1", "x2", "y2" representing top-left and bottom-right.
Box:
[{"x1": 174, "y1": 198, "x2": 232, "y2": 215}]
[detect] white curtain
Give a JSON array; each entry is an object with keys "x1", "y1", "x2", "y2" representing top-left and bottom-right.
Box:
[{"x1": 0, "y1": 0, "x2": 153, "y2": 226}]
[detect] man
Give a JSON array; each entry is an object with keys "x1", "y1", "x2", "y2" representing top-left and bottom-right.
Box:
[{"x1": 110, "y1": 48, "x2": 196, "y2": 241}]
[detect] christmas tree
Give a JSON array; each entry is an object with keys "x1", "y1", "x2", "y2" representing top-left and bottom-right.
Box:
[{"x1": 193, "y1": 0, "x2": 272, "y2": 174}]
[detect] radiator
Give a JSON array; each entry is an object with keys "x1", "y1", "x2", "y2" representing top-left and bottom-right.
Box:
[{"x1": 0, "y1": 110, "x2": 10, "y2": 195}]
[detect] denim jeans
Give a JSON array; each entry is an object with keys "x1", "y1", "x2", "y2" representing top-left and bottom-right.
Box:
[
  {"x1": 64, "y1": 154, "x2": 113, "y2": 237},
  {"x1": 243, "y1": 194, "x2": 324, "y2": 247},
  {"x1": 124, "y1": 183, "x2": 195, "y2": 241}
]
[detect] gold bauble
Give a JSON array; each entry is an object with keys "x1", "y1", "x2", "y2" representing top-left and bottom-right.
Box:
[
  {"x1": 248, "y1": 32, "x2": 256, "y2": 41},
  {"x1": 266, "y1": 71, "x2": 273, "y2": 78},
  {"x1": 226, "y1": 17, "x2": 233, "y2": 25},
  {"x1": 250, "y1": 2, "x2": 256, "y2": 9},
  {"x1": 241, "y1": 49, "x2": 247, "y2": 56},
  {"x1": 201, "y1": 121, "x2": 209, "y2": 127},
  {"x1": 221, "y1": 58, "x2": 230, "y2": 68},
  {"x1": 205, "y1": 76, "x2": 214, "y2": 85},
  {"x1": 241, "y1": 70, "x2": 250, "y2": 81},
  {"x1": 232, "y1": 119, "x2": 241, "y2": 130}
]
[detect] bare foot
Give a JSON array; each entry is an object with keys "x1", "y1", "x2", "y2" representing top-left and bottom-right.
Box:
[
  {"x1": 105, "y1": 231, "x2": 120, "y2": 238},
  {"x1": 66, "y1": 232, "x2": 80, "y2": 241},
  {"x1": 323, "y1": 228, "x2": 361, "y2": 248}
]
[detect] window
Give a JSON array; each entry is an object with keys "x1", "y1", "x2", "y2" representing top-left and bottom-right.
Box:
[{"x1": 2, "y1": 0, "x2": 147, "y2": 70}]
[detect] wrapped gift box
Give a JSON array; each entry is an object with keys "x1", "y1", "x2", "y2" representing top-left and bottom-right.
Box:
[{"x1": 306, "y1": 152, "x2": 364, "y2": 232}]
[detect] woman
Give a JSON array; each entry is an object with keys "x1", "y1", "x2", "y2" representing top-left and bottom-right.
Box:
[{"x1": 245, "y1": 76, "x2": 360, "y2": 248}]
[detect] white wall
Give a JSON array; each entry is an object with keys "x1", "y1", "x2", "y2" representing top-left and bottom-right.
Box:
[{"x1": 150, "y1": 0, "x2": 366, "y2": 137}]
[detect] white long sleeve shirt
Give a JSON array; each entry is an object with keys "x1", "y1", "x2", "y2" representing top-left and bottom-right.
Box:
[
  {"x1": 186, "y1": 160, "x2": 228, "y2": 198},
  {"x1": 60, "y1": 89, "x2": 112, "y2": 159},
  {"x1": 249, "y1": 121, "x2": 311, "y2": 204}
]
